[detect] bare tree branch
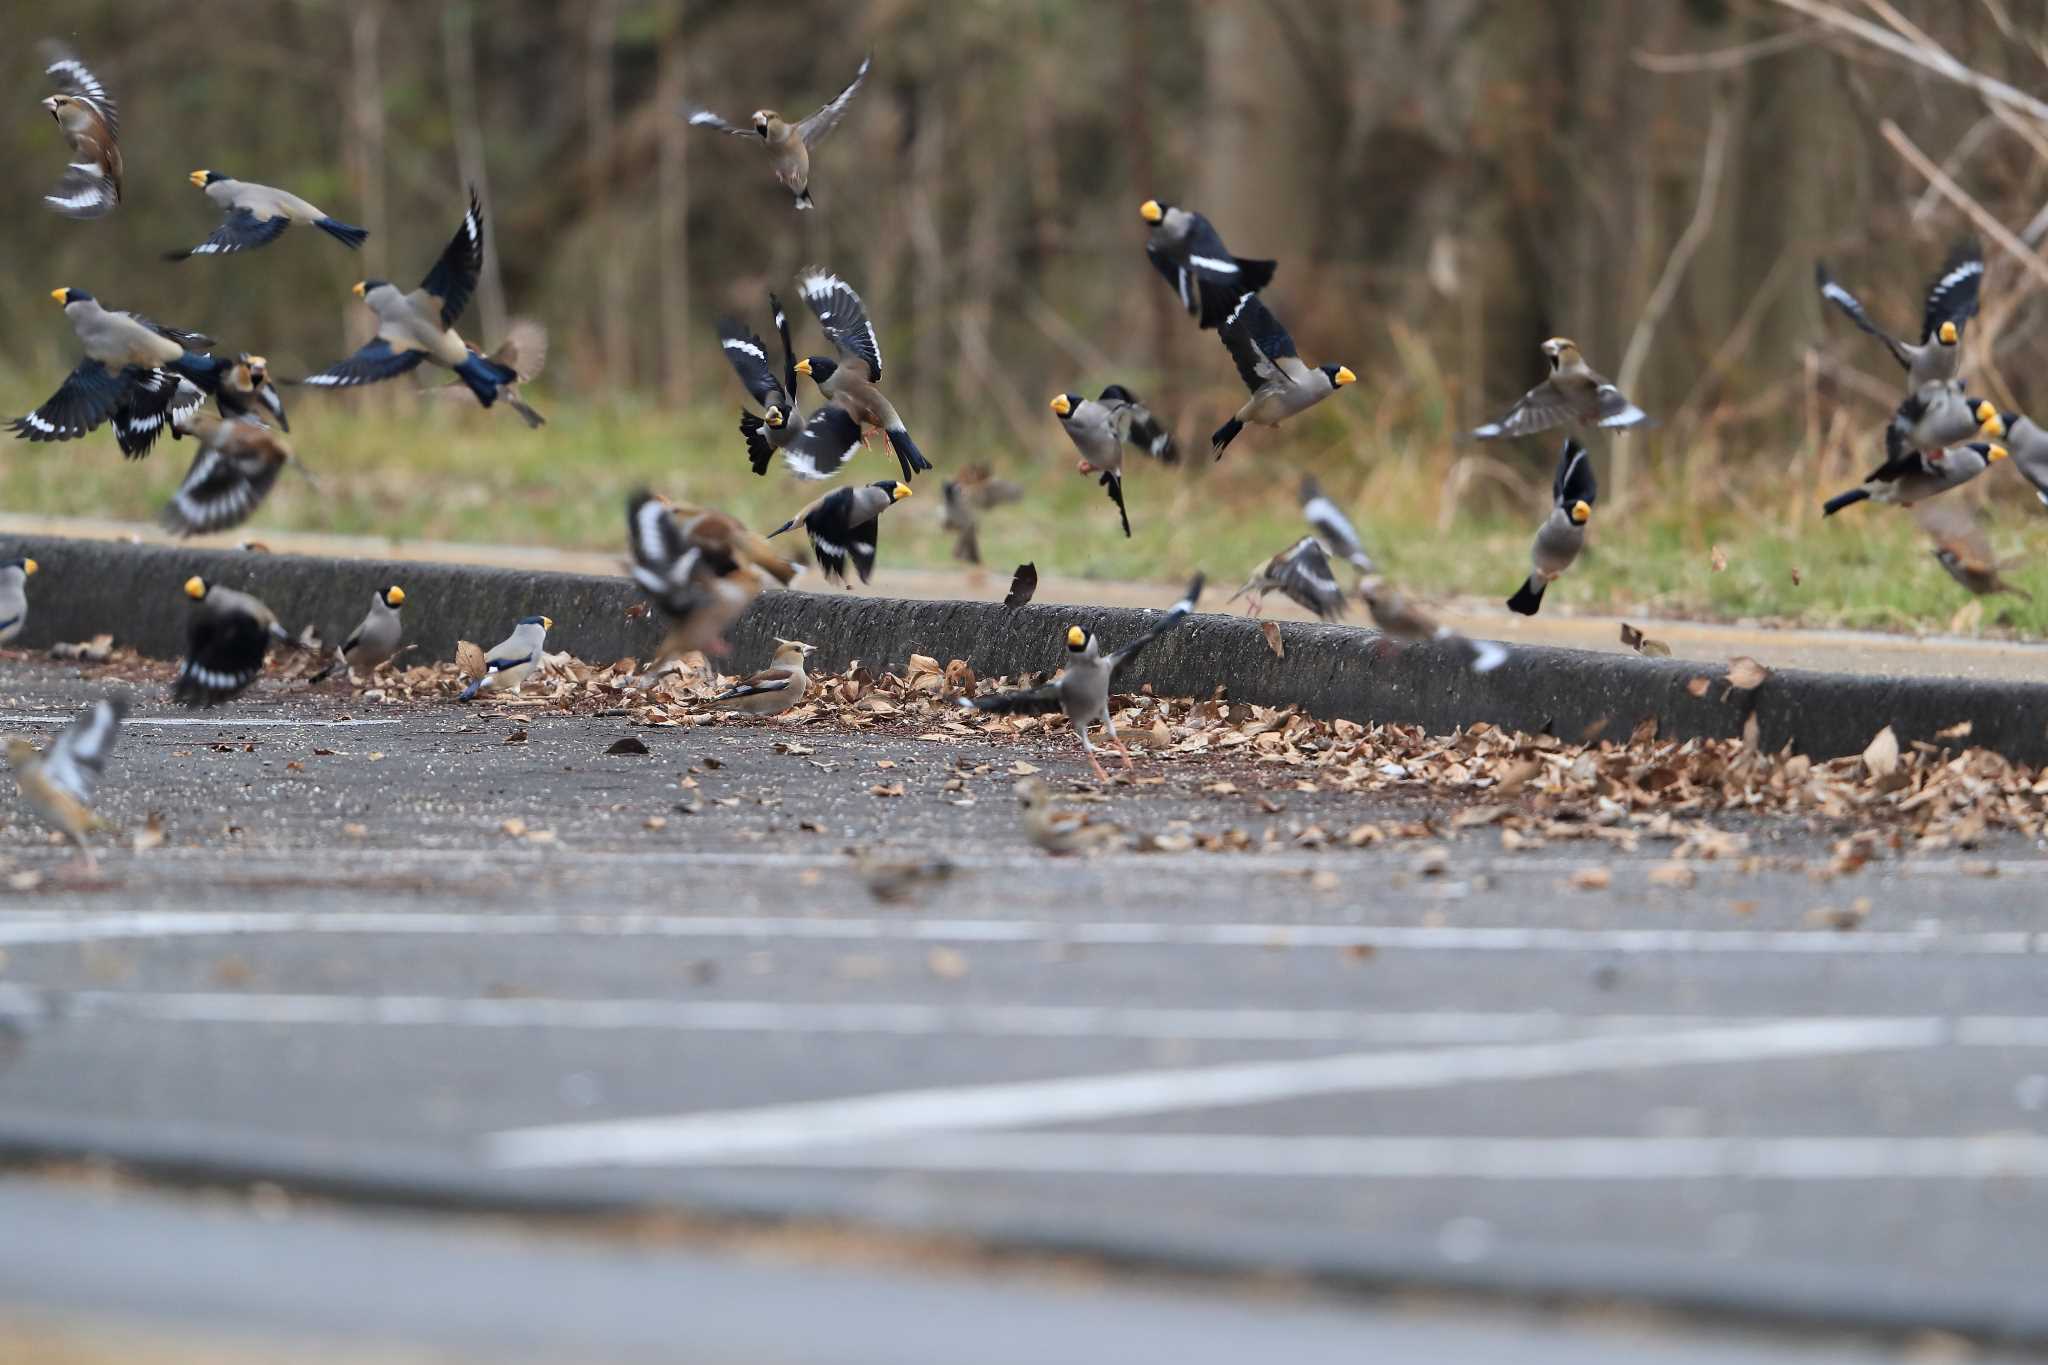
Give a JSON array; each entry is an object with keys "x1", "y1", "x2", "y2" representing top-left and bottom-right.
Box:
[
  {"x1": 1880, "y1": 119, "x2": 2048, "y2": 291},
  {"x1": 1633, "y1": 28, "x2": 1818, "y2": 74},
  {"x1": 1767, "y1": 0, "x2": 2048, "y2": 124}
]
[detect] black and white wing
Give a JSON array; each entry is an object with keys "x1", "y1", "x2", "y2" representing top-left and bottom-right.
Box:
[
  {"x1": 166, "y1": 206, "x2": 291, "y2": 261},
  {"x1": 10, "y1": 359, "x2": 129, "y2": 442},
  {"x1": 111, "y1": 368, "x2": 186, "y2": 460},
  {"x1": 1814, "y1": 262, "x2": 1911, "y2": 371},
  {"x1": 1300, "y1": 477, "x2": 1373, "y2": 573},
  {"x1": 770, "y1": 292, "x2": 798, "y2": 404},
  {"x1": 1270, "y1": 537, "x2": 1345, "y2": 620},
  {"x1": 797, "y1": 269, "x2": 883, "y2": 382},
  {"x1": 42, "y1": 46, "x2": 116, "y2": 132},
  {"x1": 1471, "y1": 380, "x2": 1579, "y2": 441},
  {"x1": 717, "y1": 317, "x2": 789, "y2": 412},
  {"x1": 1217, "y1": 293, "x2": 1297, "y2": 395},
  {"x1": 1921, "y1": 237, "x2": 1983, "y2": 344},
  {"x1": 159, "y1": 431, "x2": 283, "y2": 537},
  {"x1": 1099, "y1": 384, "x2": 1177, "y2": 463},
  {"x1": 796, "y1": 54, "x2": 872, "y2": 149},
  {"x1": 958, "y1": 679, "x2": 1065, "y2": 716},
  {"x1": 781, "y1": 404, "x2": 865, "y2": 481},
  {"x1": 297, "y1": 338, "x2": 427, "y2": 390},
  {"x1": 1106, "y1": 573, "x2": 1204, "y2": 679},
  {"x1": 1554, "y1": 437, "x2": 1597, "y2": 508},
  {"x1": 41, "y1": 698, "x2": 126, "y2": 806},
  {"x1": 175, "y1": 600, "x2": 273, "y2": 707},
  {"x1": 418, "y1": 190, "x2": 485, "y2": 328}
]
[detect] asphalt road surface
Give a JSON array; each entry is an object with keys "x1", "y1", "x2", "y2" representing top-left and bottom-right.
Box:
[{"x1": 0, "y1": 656, "x2": 2045, "y2": 1360}]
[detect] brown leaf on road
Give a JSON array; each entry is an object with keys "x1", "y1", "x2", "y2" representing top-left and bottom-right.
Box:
[
  {"x1": 926, "y1": 946, "x2": 970, "y2": 979},
  {"x1": 1862, "y1": 726, "x2": 1900, "y2": 779},
  {"x1": 1725, "y1": 657, "x2": 1769, "y2": 691},
  {"x1": 868, "y1": 783, "x2": 906, "y2": 798},
  {"x1": 1260, "y1": 621, "x2": 1284, "y2": 658},
  {"x1": 605, "y1": 736, "x2": 651, "y2": 755},
  {"x1": 1569, "y1": 867, "x2": 1613, "y2": 891},
  {"x1": 1686, "y1": 677, "x2": 1711, "y2": 698},
  {"x1": 502, "y1": 729, "x2": 529, "y2": 745},
  {"x1": 1647, "y1": 863, "x2": 1695, "y2": 889},
  {"x1": 455, "y1": 640, "x2": 486, "y2": 678},
  {"x1": 1619, "y1": 623, "x2": 1672, "y2": 657}
]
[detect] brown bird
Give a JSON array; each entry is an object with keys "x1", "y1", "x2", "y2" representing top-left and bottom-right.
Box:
[
  {"x1": 1359, "y1": 575, "x2": 1508, "y2": 674},
  {"x1": 1916, "y1": 502, "x2": 2032, "y2": 601},
  {"x1": 436, "y1": 318, "x2": 547, "y2": 428},
  {"x1": 686, "y1": 55, "x2": 871, "y2": 210},
  {"x1": 710, "y1": 640, "x2": 816, "y2": 717},
  {"x1": 7, "y1": 697, "x2": 125, "y2": 875},
  {"x1": 626, "y1": 491, "x2": 795, "y2": 667},
  {"x1": 1471, "y1": 338, "x2": 1646, "y2": 440},
  {"x1": 39, "y1": 45, "x2": 121, "y2": 218},
  {"x1": 158, "y1": 412, "x2": 294, "y2": 537},
  {"x1": 1013, "y1": 777, "x2": 1124, "y2": 856},
  {"x1": 794, "y1": 269, "x2": 932, "y2": 482}
]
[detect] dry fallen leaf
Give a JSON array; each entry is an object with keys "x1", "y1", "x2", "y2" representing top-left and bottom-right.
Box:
[
  {"x1": 1725, "y1": 657, "x2": 1769, "y2": 691},
  {"x1": 455, "y1": 640, "x2": 486, "y2": 678},
  {"x1": 1686, "y1": 677, "x2": 1711, "y2": 698},
  {"x1": 131, "y1": 811, "x2": 166, "y2": 853},
  {"x1": 500, "y1": 817, "x2": 528, "y2": 838},
  {"x1": 1935, "y1": 720, "x2": 1973, "y2": 742},
  {"x1": 1862, "y1": 725, "x2": 1900, "y2": 779},
  {"x1": 1260, "y1": 621, "x2": 1284, "y2": 658},
  {"x1": 1618, "y1": 623, "x2": 1671, "y2": 657},
  {"x1": 1009, "y1": 762, "x2": 1040, "y2": 776},
  {"x1": 606, "y1": 736, "x2": 651, "y2": 756},
  {"x1": 1647, "y1": 863, "x2": 1695, "y2": 889},
  {"x1": 868, "y1": 783, "x2": 906, "y2": 798},
  {"x1": 926, "y1": 947, "x2": 970, "y2": 979},
  {"x1": 1004, "y1": 563, "x2": 1038, "y2": 609},
  {"x1": 1569, "y1": 867, "x2": 1613, "y2": 891}
]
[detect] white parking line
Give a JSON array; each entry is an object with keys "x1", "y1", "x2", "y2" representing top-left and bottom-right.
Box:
[
  {"x1": 0, "y1": 715, "x2": 400, "y2": 728},
  {"x1": 0, "y1": 911, "x2": 2037, "y2": 955},
  {"x1": 485, "y1": 1019, "x2": 1942, "y2": 1169},
  {"x1": 680, "y1": 1132, "x2": 2048, "y2": 1181}
]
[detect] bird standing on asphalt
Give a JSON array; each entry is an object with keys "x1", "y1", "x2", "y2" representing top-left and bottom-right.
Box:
[
  {"x1": 311, "y1": 586, "x2": 407, "y2": 684},
  {"x1": 157, "y1": 411, "x2": 295, "y2": 537},
  {"x1": 297, "y1": 191, "x2": 517, "y2": 407},
  {"x1": 1230, "y1": 536, "x2": 1346, "y2": 620},
  {"x1": 1050, "y1": 386, "x2": 1176, "y2": 536},
  {"x1": 7, "y1": 697, "x2": 125, "y2": 874},
  {"x1": 1299, "y1": 476, "x2": 1376, "y2": 578},
  {"x1": 175, "y1": 577, "x2": 294, "y2": 707},
  {"x1": 1359, "y1": 575, "x2": 1508, "y2": 674},
  {"x1": 768, "y1": 481, "x2": 912, "y2": 585},
  {"x1": 38, "y1": 46, "x2": 120, "y2": 218},
  {"x1": 166, "y1": 170, "x2": 368, "y2": 259},
  {"x1": 1211, "y1": 293, "x2": 1355, "y2": 458},
  {"x1": 460, "y1": 616, "x2": 551, "y2": 702},
  {"x1": 794, "y1": 269, "x2": 932, "y2": 482},
  {"x1": 1139, "y1": 200, "x2": 1277, "y2": 330},
  {"x1": 437, "y1": 320, "x2": 547, "y2": 428},
  {"x1": 719, "y1": 300, "x2": 802, "y2": 475},
  {"x1": 958, "y1": 574, "x2": 1204, "y2": 781},
  {"x1": 686, "y1": 55, "x2": 871, "y2": 210},
  {"x1": 0, "y1": 559, "x2": 38, "y2": 646},
  {"x1": 1815, "y1": 238, "x2": 1982, "y2": 389},
  {"x1": 1471, "y1": 338, "x2": 1646, "y2": 440},
  {"x1": 11, "y1": 289, "x2": 218, "y2": 451},
  {"x1": 710, "y1": 640, "x2": 816, "y2": 717},
  {"x1": 1916, "y1": 502, "x2": 2031, "y2": 602},
  {"x1": 1014, "y1": 777, "x2": 1125, "y2": 855},
  {"x1": 1506, "y1": 438, "x2": 1596, "y2": 616}
]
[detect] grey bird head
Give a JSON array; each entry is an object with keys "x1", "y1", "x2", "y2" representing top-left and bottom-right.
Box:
[{"x1": 189, "y1": 169, "x2": 229, "y2": 188}]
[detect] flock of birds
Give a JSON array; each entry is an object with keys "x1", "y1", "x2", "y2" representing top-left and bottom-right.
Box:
[{"x1": 4, "y1": 44, "x2": 2047, "y2": 868}]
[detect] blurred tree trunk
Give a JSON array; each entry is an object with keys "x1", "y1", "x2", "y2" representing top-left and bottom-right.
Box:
[
  {"x1": 344, "y1": 0, "x2": 387, "y2": 354},
  {"x1": 583, "y1": 0, "x2": 625, "y2": 384},
  {"x1": 655, "y1": 0, "x2": 691, "y2": 405},
  {"x1": 442, "y1": 1, "x2": 506, "y2": 344}
]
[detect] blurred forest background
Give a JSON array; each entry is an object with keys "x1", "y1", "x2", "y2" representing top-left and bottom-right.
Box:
[{"x1": 5, "y1": 0, "x2": 2048, "y2": 631}]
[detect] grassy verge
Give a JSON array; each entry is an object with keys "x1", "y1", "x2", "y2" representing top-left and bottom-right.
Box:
[{"x1": 1, "y1": 386, "x2": 2043, "y2": 638}]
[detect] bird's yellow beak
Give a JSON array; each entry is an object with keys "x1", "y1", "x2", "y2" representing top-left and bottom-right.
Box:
[
  {"x1": 765, "y1": 407, "x2": 785, "y2": 429},
  {"x1": 540, "y1": 616, "x2": 554, "y2": 630},
  {"x1": 1939, "y1": 321, "x2": 1959, "y2": 345},
  {"x1": 1571, "y1": 500, "x2": 1593, "y2": 524},
  {"x1": 1986, "y1": 443, "x2": 2011, "y2": 463},
  {"x1": 794, "y1": 358, "x2": 813, "y2": 376},
  {"x1": 351, "y1": 281, "x2": 367, "y2": 298},
  {"x1": 1049, "y1": 394, "x2": 1071, "y2": 416},
  {"x1": 1139, "y1": 200, "x2": 1163, "y2": 224},
  {"x1": 184, "y1": 576, "x2": 207, "y2": 600},
  {"x1": 189, "y1": 169, "x2": 209, "y2": 188},
  {"x1": 1066, "y1": 626, "x2": 1086, "y2": 647},
  {"x1": 387, "y1": 586, "x2": 406, "y2": 606},
  {"x1": 891, "y1": 483, "x2": 913, "y2": 501},
  {"x1": 1334, "y1": 366, "x2": 1357, "y2": 387},
  {"x1": 21, "y1": 560, "x2": 38, "y2": 577},
  {"x1": 49, "y1": 288, "x2": 68, "y2": 305},
  {"x1": 1977, "y1": 405, "x2": 2005, "y2": 438}
]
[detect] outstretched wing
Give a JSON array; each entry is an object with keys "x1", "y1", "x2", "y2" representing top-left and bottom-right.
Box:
[
  {"x1": 1102, "y1": 386, "x2": 1178, "y2": 463},
  {"x1": 160, "y1": 427, "x2": 285, "y2": 536},
  {"x1": 1471, "y1": 380, "x2": 1577, "y2": 441},
  {"x1": 958, "y1": 679, "x2": 1065, "y2": 716},
  {"x1": 41, "y1": 698, "x2": 126, "y2": 806},
  {"x1": 46, "y1": 161, "x2": 119, "y2": 218},
  {"x1": 1272, "y1": 537, "x2": 1345, "y2": 620},
  {"x1": 1217, "y1": 293, "x2": 1295, "y2": 395},
  {"x1": 11, "y1": 359, "x2": 128, "y2": 442},
  {"x1": 687, "y1": 109, "x2": 754, "y2": 136},
  {"x1": 491, "y1": 319, "x2": 549, "y2": 382},
  {"x1": 1106, "y1": 573, "x2": 1204, "y2": 678},
  {"x1": 418, "y1": 190, "x2": 485, "y2": 327},
  {"x1": 167, "y1": 206, "x2": 290, "y2": 260},
  {"x1": 718, "y1": 318, "x2": 789, "y2": 411},
  {"x1": 781, "y1": 404, "x2": 864, "y2": 481},
  {"x1": 1814, "y1": 262, "x2": 1911, "y2": 371},
  {"x1": 770, "y1": 292, "x2": 798, "y2": 402},
  {"x1": 797, "y1": 54, "x2": 872, "y2": 148},
  {"x1": 1553, "y1": 437, "x2": 1597, "y2": 507},
  {"x1": 798, "y1": 268, "x2": 883, "y2": 382},
  {"x1": 111, "y1": 368, "x2": 186, "y2": 459},
  {"x1": 297, "y1": 338, "x2": 427, "y2": 390},
  {"x1": 41, "y1": 45, "x2": 116, "y2": 134},
  {"x1": 1921, "y1": 237, "x2": 1983, "y2": 344}
]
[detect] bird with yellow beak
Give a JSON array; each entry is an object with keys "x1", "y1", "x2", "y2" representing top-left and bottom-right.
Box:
[
  {"x1": 1815, "y1": 236, "x2": 1982, "y2": 390},
  {"x1": 1507, "y1": 438, "x2": 1597, "y2": 616},
  {"x1": 1210, "y1": 292, "x2": 1355, "y2": 458},
  {"x1": 0, "y1": 558, "x2": 37, "y2": 645}
]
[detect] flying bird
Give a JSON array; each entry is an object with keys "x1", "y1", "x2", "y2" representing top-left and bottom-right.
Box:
[
  {"x1": 38, "y1": 46, "x2": 120, "y2": 218},
  {"x1": 166, "y1": 170, "x2": 367, "y2": 260},
  {"x1": 7, "y1": 697, "x2": 125, "y2": 874},
  {"x1": 1211, "y1": 293, "x2": 1355, "y2": 458},
  {"x1": 1823, "y1": 384, "x2": 2004, "y2": 515},
  {"x1": 157, "y1": 412, "x2": 295, "y2": 537},
  {"x1": 1230, "y1": 536, "x2": 1346, "y2": 620},
  {"x1": 1471, "y1": 338, "x2": 1646, "y2": 441},
  {"x1": 1139, "y1": 200, "x2": 1276, "y2": 329},
  {"x1": 296, "y1": 191, "x2": 517, "y2": 407},
  {"x1": 1050, "y1": 386, "x2": 1176, "y2": 537},
  {"x1": 436, "y1": 319, "x2": 547, "y2": 428},
  {"x1": 719, "y1": 297, "x2": 801, "y2": 474},
  {"x1": 1815, "y1": 238, "x2": 1982, "y2": 389},
  {"x1": 1359, "y1": 575, "x2": 1508, "y2": 674},
  {"x1": 626, "y1": 492, "x2": 795, "y2": 664},
  {"x1": 686, "y1": 55, "x2": 871, "y2": 209},
  {"x1": 1299, "y1": 476, "x2": 1375, "y2": 577},
  {"x1": 10, "y1": 289, "x2": 219, "y2": 455},
  {"x1": 1506, "y1": 438, "x2": 1597, "y2": 616},
  {"x1": 794, "y1": 268, "x2": 932, "y2": 482},
  {"x1": 1916, "y1": 502, "x2": 2030, "y2": 601},
  {"x1": 768, "y1": 480, "x2": 913, "y2": 585},
  {"x1": 175, "y1": 577, "x2": 294, "y2": 707}
]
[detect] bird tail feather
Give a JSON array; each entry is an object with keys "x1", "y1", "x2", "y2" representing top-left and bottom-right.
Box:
[
  {"x1": 794, "y1": 190, "x2": 815, "y2": 211},
  {"x1": 1235, "y1": 258, "x2": 1278, "y2": 294},
  {"x1": 453, "y1": 353, "x2": 515, "y2": 408},
  {"x1": 739, "y1": 411, "x2": 776, "y2": 475},
  {"x1": 1210, "y1": 417, "x2": 1244, "y2": 459},
  {"x1": 506, "y1": 396, "x2": 546, "y2": 429},
  {"x1": 1505, "y1": 578, "x2": 1546, "y2": 616},
  {"x1": 887, "y1": 425, "x2": 933, "y2": 478},
  {"x1": 1822, "y1": 488, "x2": 1870, "y2": 516},
  {"x1": 315, "y1": 218, "x2": 370, "y2": 249}
]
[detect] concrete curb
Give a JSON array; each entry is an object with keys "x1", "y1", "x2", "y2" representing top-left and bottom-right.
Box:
[{"x1": 12, "y1": 535, "x2": 2048, "y2": 764}]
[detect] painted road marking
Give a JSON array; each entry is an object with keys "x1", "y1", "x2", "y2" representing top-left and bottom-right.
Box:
[
  {"x1": 485, "y1": 1019, "x2": 1942, "y2": 1169},
  {"x1": 0, "y1": 911, "x2": 2038, "y2": 956},
  {"x1": 0, "y1": 715, "x2": 401, "y2": 729},
  {"x1": 666, "y1": 1132, "x2": 2048, "y2": 1180}
]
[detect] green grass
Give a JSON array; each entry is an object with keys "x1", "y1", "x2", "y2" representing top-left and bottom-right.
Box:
[{"x1": 3, "y1": 386, "x2": 2044, "y2": 638}]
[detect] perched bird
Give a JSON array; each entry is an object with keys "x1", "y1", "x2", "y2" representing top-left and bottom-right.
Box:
[
  {"x1": 459, "y1": 616, "x2": 551, "y2": 702},
  {"x1": 157, "y1": 412, "x2": 293, "y2": 537},
  {"x1": 1823, "y1": 383, "x2": 2004, "y2": 515},
  {"x1": 1815, "y1": 238, "x2": 1982, "y2": 389},
  {"x1": 166, "y1": 170, "x2": 367, "y2": 260},
  {"x1": 1471, "y1": 338, "x2": 1646, "y2": 441},
  {"x1": 1013, "y1": 777, "x2": 1125, "y2": 856},
  {"x1": 686, "y1": 55, "x2": 871, "y2": 210},
  {"x1": 1506, "y1": 438, "x2": 1597, "y2": 616},
  {"x1": 940, "y1": 464, "x2": 1024, "y2": 565},
  {"x1": 958, "y1": 574, "x2": 1204, "y2": 781},
  {"x1": 39, "y1": 46, "x2": 120, "y2": 218},
  {"x1": 768, "y1": 481, "x2": 913, "y2": 584},
  {"x1": 1230, "y1": 536, "x2": 1345, "y2": 620},
  {"x1": 297, "y1": 191, "x2": 517, "y2": 407},
  {"x1": 719, "y1": 298, "x2": 801, "y2": 474},
  {"x1": 626, "y1": 492, "x2": 795, "y2": 664},
  {"x1": 1211, "y1": 293, "x2": 1355, "y2": 458},
  {"x1": 437, "y1": 320, "x2": 547, "y2": 428},
  {"x1": 0, "y1": 559, "x2": 38, "y2": 646},
  {"x1": 1299, "y1": 476, "x2": 1375, "y2": 577},
  {"x1": 310, "y1": 586, "x2": 407, "y2": 683},
  {"x1": 1996, "y1": 411, "x2": 2048, "y2": 508},
  {"x1": 7, "y1": 698, "x2": 125, "y2": 874},
  {"x1": 1359, "y1": 575, "x2": 1508, "y2": 674},
  {"x1": 1916, "y1": 502, "x2": 2031, "y2": 601},
  {"x1": 794, "y1": 269, "x2": 932, "y2": 482},
  {"x1": 11, "y1": 289, "x2": 218, "y2": 451},
  {"x1": 1139, "y1": 200, "x2": 1276, "y2": 330},
  {"x1": 174, "y1": 577, "x2": 293, "y2": 707},
  {"x1": 710, "y1": 639, "x2": 816, "y2": 717},
  {"x1": 1050, "y1": 386, "x2": 1177, "y2": 537}
]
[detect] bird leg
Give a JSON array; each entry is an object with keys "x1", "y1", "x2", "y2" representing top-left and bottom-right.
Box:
[
  {"x1": 1076, "y1": 460, "x2": 1096, "y2": 475},
  {"x1": 1101, "y1": 714, "x2": 1134, "y2": 771},
  {"x1": 1080, "y1": 729, "x2": 1110, "y2": 782}
]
